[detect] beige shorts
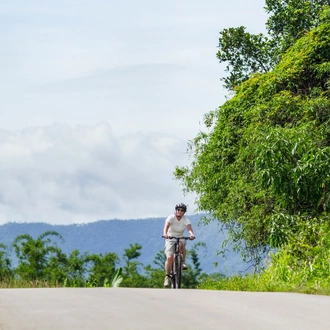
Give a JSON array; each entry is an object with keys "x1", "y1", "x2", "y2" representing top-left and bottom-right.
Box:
[{"x1": 164, "y1": 238, "x2": 187, "y2": 258}]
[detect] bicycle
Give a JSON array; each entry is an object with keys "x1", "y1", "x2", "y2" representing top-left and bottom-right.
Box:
[{"x1": 162, "y1": 236, "x2": 193, "y2": 289}]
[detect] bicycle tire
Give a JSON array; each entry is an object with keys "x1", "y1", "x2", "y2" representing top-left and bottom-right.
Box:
[
  {"x1": 171, "y1": 254, "x2": 176, "y2": 289},
  {"x1": 176, "y1": 254, "x2": 182, "y2": 289},
  {"x1": 171, "y1": 272, "x2": 176, "y2": 288}
]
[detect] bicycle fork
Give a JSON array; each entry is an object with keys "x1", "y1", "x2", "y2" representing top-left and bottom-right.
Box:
[{"x1": 171, "y1": 252, "x2": 182, "y2": 289}]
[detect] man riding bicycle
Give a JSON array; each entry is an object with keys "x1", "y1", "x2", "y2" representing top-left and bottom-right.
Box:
[{"x1": 163, "y1": 203, "x2": 195, "y2": 287}]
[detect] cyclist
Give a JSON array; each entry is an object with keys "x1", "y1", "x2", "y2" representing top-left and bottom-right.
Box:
[{"x1": 163, "y1": 203, "x2": 195, "y2": 287}]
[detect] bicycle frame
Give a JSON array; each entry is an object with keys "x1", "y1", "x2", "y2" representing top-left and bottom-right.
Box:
[{"x1": 163, "y1": 236, "x2": 191, "y2": 289}]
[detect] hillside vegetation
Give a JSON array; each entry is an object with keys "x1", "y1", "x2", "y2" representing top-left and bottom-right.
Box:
[
  {"x1": 0, "y1": 216, "x2": 250, "y2": 288},
  {"x1": 176, "y1": 3, "x2": 330, "y2": 294},
  {"x1": 0, "y1": 216, "x2": 248, "y2": 274}
]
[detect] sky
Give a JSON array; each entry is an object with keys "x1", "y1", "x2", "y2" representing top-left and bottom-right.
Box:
[{"x1": 0, "y1": 0, "x2": 268, "y2": 225}]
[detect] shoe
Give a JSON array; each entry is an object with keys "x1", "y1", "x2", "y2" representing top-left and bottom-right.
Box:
[
  {"x1": 182, "y1": 263, "x2": 188, "y2": 270},
  {"x1": 164, "y1": 275, "x2": 171, "y2": 287}
]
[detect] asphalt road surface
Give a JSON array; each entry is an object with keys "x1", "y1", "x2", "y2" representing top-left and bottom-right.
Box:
[{"x1": 1, "y1": 288, "x2": 330, "y2": 329}]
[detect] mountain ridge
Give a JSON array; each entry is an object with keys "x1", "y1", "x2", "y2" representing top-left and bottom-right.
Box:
[{"x1": 0, "y1": 214, "x2": 249, "y2": 275}]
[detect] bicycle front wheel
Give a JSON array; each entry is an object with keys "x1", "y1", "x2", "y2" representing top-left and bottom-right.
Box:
[
  {"x1": 176, "y1": 254, "x2": 182, "y2": 289},
  {"x1": 171, "y1": 256, "x2": 176, "y2": 289}
]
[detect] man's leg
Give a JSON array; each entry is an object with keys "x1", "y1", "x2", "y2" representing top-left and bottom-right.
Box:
[
  {"x1": 165, "y1": 254, "x2": 174, "y2": 274},
  {"x1": 164, "y1": 240, "x2": 175, "y2": 287},
  {"x1": 180, "y1": 241, "x2": 188, "y2": 270},
  {"x1": 164, "y1": 255, "x2": 173, "y2": 287}
]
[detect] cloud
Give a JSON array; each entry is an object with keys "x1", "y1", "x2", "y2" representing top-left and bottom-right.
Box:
[
  {"x1": 0, "y1": 122, "x2": 195, "y2": 225},
  {"x1": 0, "y1": 0, "x2": 268, "y2": 138},
  {"x1": 36, "y1": 63, "x2": 187, "y2": 93},
  {"x1": 0, "y1": 0, "x2": 269, "y2": 225}
]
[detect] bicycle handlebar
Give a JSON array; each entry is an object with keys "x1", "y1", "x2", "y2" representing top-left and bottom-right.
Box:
[{"x1": 162, "y1": 236, "x2": 195, "y2": 240}]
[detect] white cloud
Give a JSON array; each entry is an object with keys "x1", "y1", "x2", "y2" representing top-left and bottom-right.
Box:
[
  {"x1": 0, "y1": 0, "x2": 268, "y2": 134},
  {"x1": 0, "y1": 122, "x2": 195, "y2": 224},
  {"x1": 0, "y1": 0, "x2": 268, "y2": 224}
]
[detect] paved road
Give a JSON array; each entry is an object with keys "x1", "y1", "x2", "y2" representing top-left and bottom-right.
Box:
[{"x1": 0, "y1": 288, "x2": 330, "y2": 329}]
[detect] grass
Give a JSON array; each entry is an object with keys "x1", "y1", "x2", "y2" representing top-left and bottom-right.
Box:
[
  {"x1": 198, "y1": 219, "x2": 330, "y2": 296},
  {"x1": 0, "y1": 278, "x2": 62, "y2": 288},
  {"x1": 2, "y1": 274, "x2": 330, "y2": 294},
  {"x1": 198, "y1": 273, "x2": 330, "y2": 295},
  {"x1": 198, "y1": 248, "x2": 330, "y2": 295},
  {"x1": 0, "y1": 272, "x2": 124, "y2": 289}
]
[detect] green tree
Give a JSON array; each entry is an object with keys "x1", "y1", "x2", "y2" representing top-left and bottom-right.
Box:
[
  {"x1": 121, "y1": 243, "x2": 147, "y2": 287},
  {"x1": 217, "y1": 26, "x2": 274, "y2": 90},
  {"x1": 0, "y1": 243, "x2": 12, "y2": 280},
  {"x1": 218, "y1": 1, "x2": 330, "y2": 90},
  {"x1": 152, "y1": 249, "x2": 166, "y2": 270},
  {"x1": 144, "y1": 250, "x2": 166, "y2": 288},
  {"x1": 64, "y1": 249, "x2": 89, "y2": 287},
  {"x1": 181, "y1": 242, "x2": 206, "y2": 288},
  {"x1": 43, "y1": 249, "x2": 68, "y2": 285},
  {"x1": 86, "y1": 252, "x2": 119, "y2": 287},
  {"x1": 12, "y1": 231, "x2": 64, "y2": 281},
  {"x1": 175, "y1": 10, "x2": 330, "y2": 264},
  {"x1": 265, "y1": 0, "x2": 330, "y2": 56}
]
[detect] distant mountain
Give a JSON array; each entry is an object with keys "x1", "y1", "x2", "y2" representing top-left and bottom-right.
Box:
[{"x1": 0, "y1": 215, "x2": 250, "y2": 275}]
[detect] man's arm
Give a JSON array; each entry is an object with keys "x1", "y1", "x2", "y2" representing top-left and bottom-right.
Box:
[
  {"x1": 186, "y1": 224, "x2": 195, "y2": 240},
  {"x1": 163, "y1": 221, "x2": 170, "y2": 238}
]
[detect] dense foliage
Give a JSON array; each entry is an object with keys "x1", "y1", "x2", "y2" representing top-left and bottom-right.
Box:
[
  {"x1": 218, "y1": 0, "x2": 330, "y2": 90},
  {"x1": 199, "y1": 218, "x2": 330, "y2": 294},
  {"x1": 175, "y1": 6, "x2": 330, "y2": 273},
  {"x1": 0, "y1": 231, "x2": 208, "y2": 289}
]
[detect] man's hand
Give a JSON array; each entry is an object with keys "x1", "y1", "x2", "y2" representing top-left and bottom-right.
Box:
[
  {"x1": 190, "y1": 235, "x2": 195, "y2": 240},
  {"x1": 163, "y1": 234, "x2": 169, "y2": 239}
]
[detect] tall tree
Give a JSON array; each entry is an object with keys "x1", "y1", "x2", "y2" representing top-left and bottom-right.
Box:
[
  {"x1": 265, "y1": 0, "x2": 330, "y2": 55},
  {"x1": 176, "y1": 10, "x2": 330, "y2": 263},
  {"x1": 181, "y1": 242, "x2": 206, "y2": 288},
  {"x1": 86, "y1": 252, "x2": 119, "y2": 287},
  {"x1": 144, "y1": 250, "x2": 167, "y2": 288},
  {"x1": 0, "y1": 243, "x2": 12, "y2": 280},
  {"x1": 12, "y1": 231, "x2": 64, "y2": 281},
  {"x1": 121, "y1": 243, "x2": 147, "y2": 287},
  {"x1": 44, "y1": 249, "x2": 68, "y2": 285},
  {"x1": 218, "y1": 1, "x2": 330, "y2": 90},
  {"x1": 217, "y1": 26, "x2": 274, "y2": 90},
  {"x1": 64, "y1": 249, "x2": 89, "y2": 286}
]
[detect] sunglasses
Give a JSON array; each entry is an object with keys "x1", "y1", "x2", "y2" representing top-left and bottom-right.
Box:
[{"x1": 176, "y1": 209, "x2": 185, "y2": 212}]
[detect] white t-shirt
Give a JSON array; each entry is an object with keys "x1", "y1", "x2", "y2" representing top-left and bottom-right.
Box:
[{"x1": 166, "y1": 214, "x2": 191, "y2": 237}]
